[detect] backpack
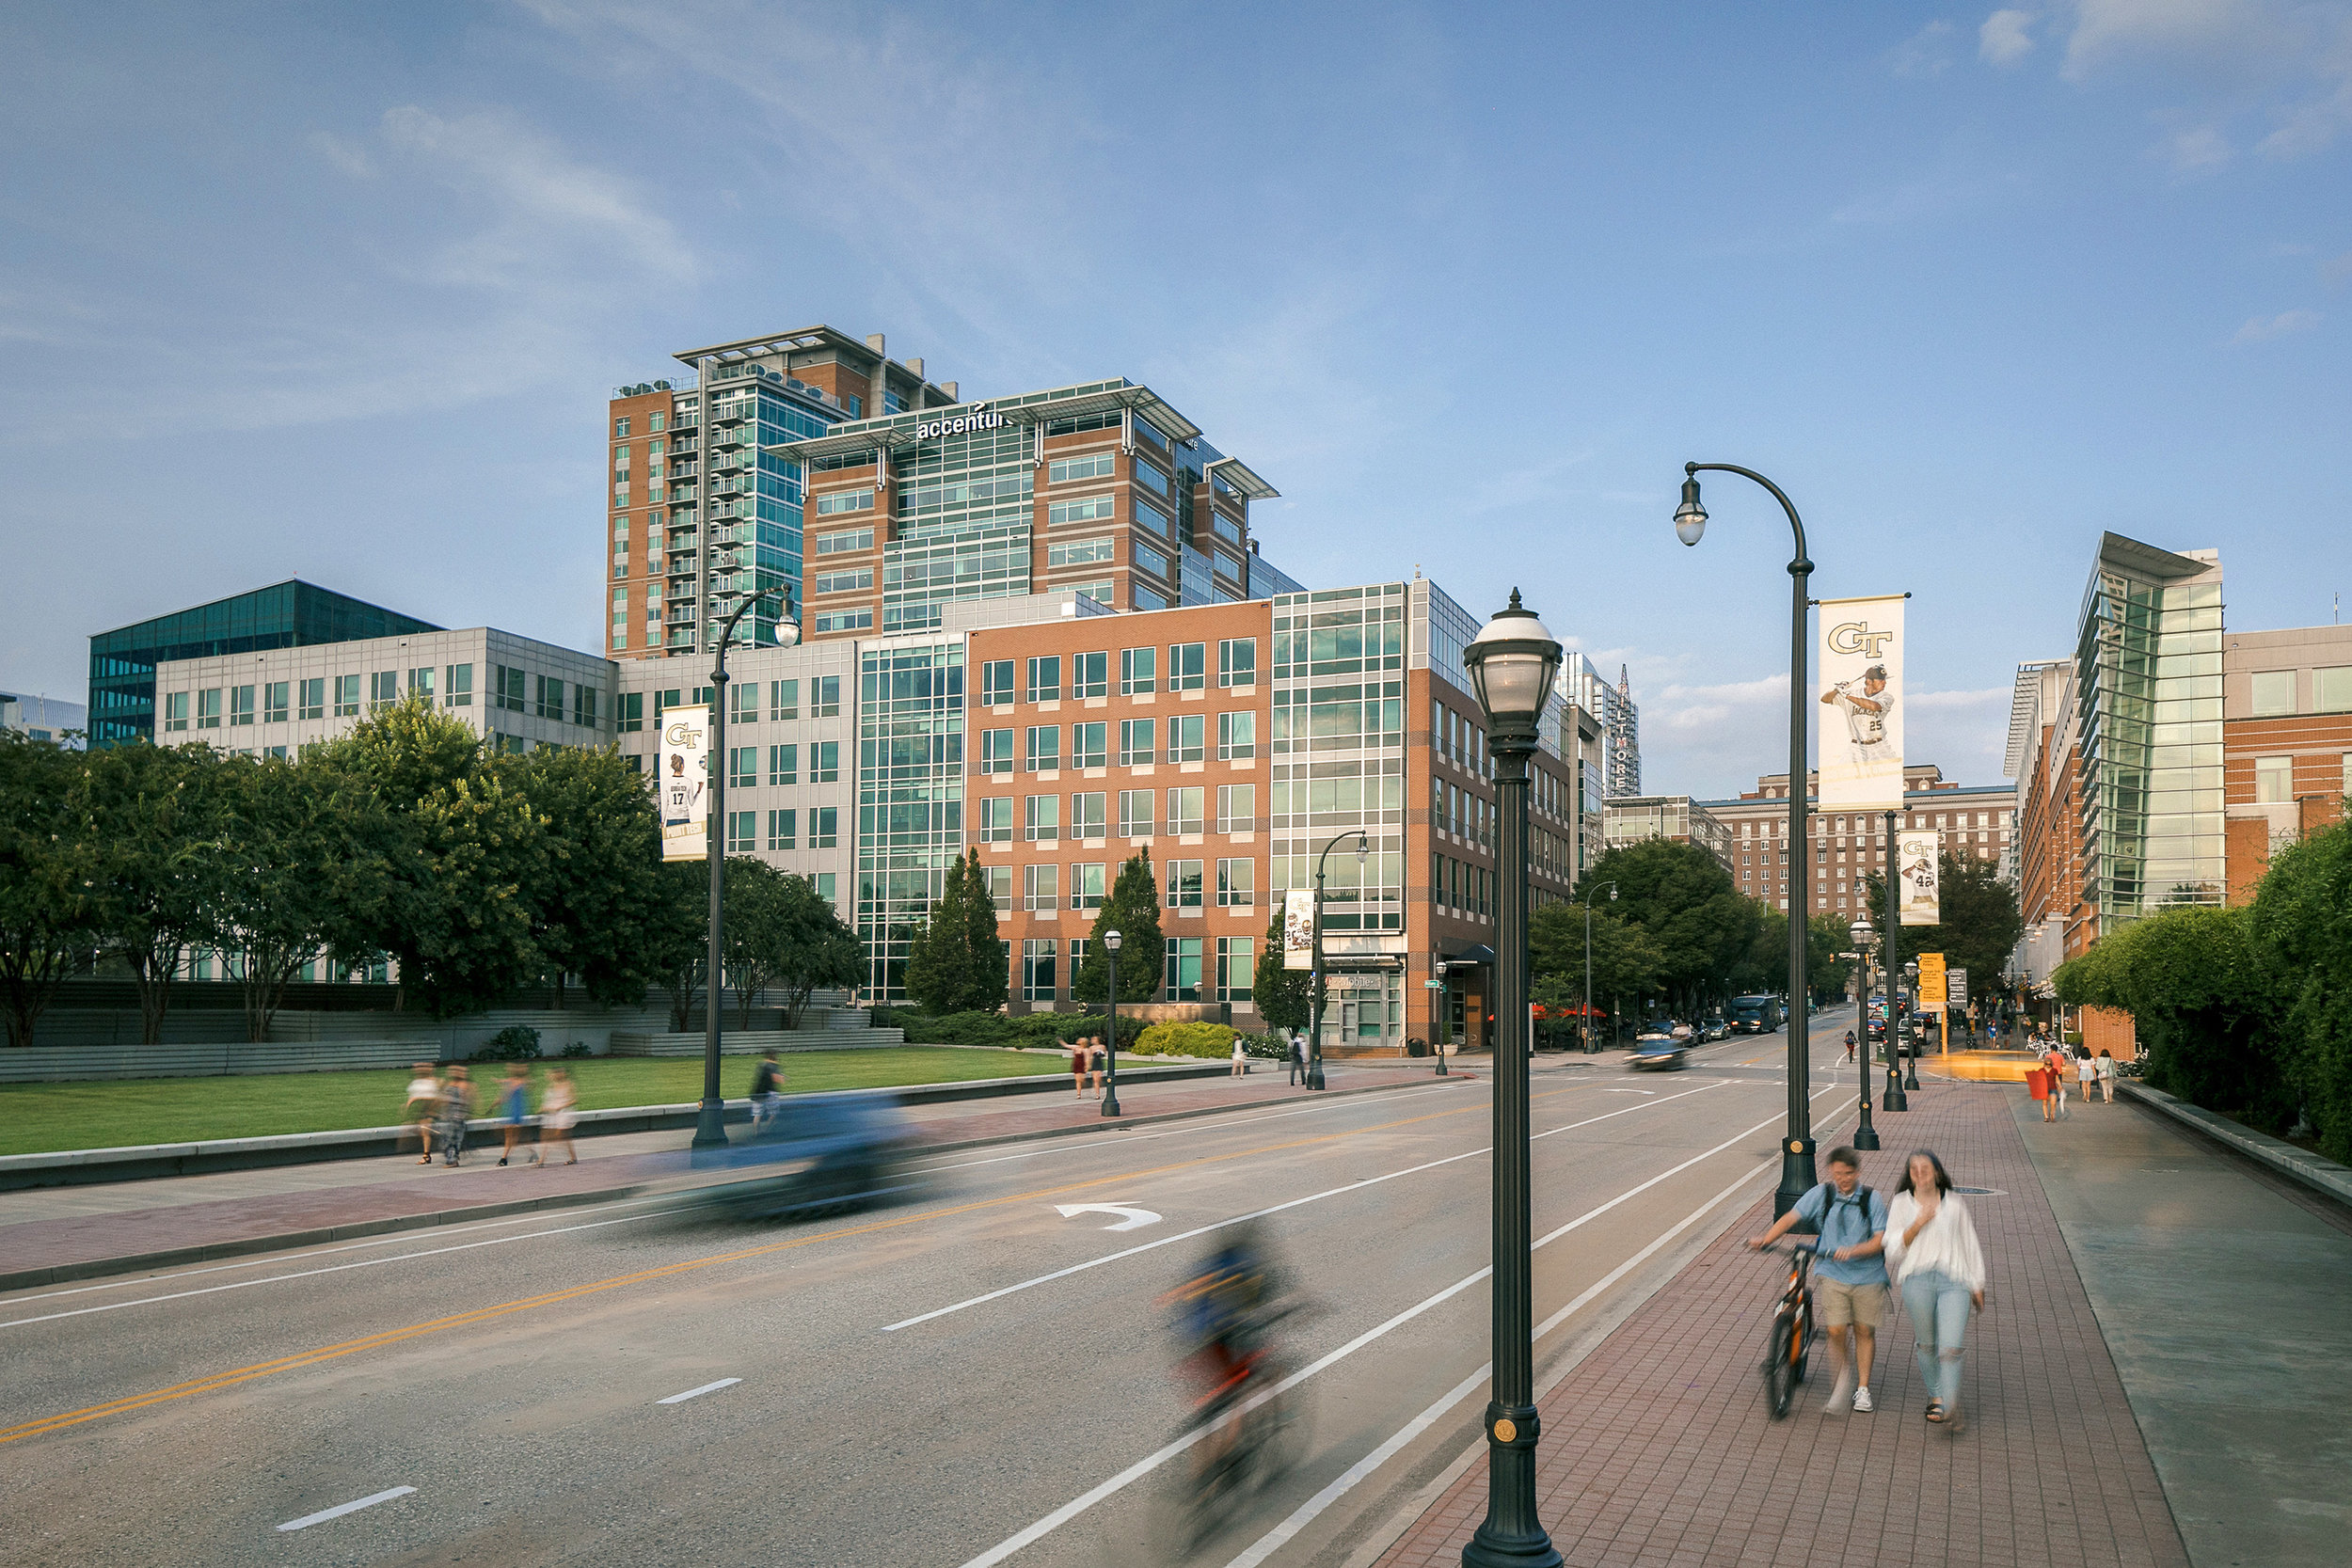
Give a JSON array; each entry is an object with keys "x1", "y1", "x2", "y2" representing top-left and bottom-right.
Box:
[{"x1": 1814, "y1": 1182, "x2": 1876, "y2": 1252}]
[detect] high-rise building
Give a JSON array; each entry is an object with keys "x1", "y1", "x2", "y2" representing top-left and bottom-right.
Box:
[
  {"x1": 1699, "y1": 766, "x2": 2018, "y2": 917},
  {"x1": 0, "y1": 691, "x2": 86, "y2": 747},
  {"x1": 2220, "y1": 623, "x2": 2352, "y2": 899},
  {"x1": 1604, "y1": 663, "x2": 1642, "y2": 797}
]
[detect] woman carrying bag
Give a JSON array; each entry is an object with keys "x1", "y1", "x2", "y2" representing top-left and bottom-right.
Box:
[{"x1": 1884, "y1": 1149, "x2": 1987, "y2": 1432}]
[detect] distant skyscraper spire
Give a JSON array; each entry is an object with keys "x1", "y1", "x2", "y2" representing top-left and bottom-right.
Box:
[{"x1": 1606, "y1": 663, "x2": 1641, "y2": 798}]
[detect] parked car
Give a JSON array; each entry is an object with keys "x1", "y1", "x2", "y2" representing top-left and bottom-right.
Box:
[
  {"x1": 1698, "y1": 1016, "x2": 1729, "y2": 1042},
  {"x1": 1629, "y1": 1032, "x2": 1690, "y2": 1071}
]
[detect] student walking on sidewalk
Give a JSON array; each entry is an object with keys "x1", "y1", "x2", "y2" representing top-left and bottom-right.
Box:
[
  {"x1": 2097, "y1": 1049, "x2": 2117, "y2": 1103},
  {"x1": 537, "y1": 1065, "x2": 579, "y2": 1165},
  {"x1": 496, "y1": 1064, "x2": 537, "y2": 1165},
  {"x1": 2029, "y1": 1062, "x2": 2054, "y2": 1122},
  {"x1": 406, "y1": 1063, "x2": 441, "y2": 1164},
  {"x1": 1884, "y1": 1149, "x2": 1987, "y2": 1433},
  {"x1": 1071, "y1": 1037, "x2": 1090, "y2": 1099},
  {"x1": 1749, "y1": 1146, "x2": 1889, "y2": 1414}
]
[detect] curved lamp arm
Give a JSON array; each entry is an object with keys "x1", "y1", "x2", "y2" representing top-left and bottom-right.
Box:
[{"x1": 1684, "y1": 462, "x2": 1812, "y2": 574}]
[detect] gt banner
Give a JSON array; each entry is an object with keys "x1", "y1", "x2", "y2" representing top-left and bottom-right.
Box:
[
  {"x1": 1915, "y1": 952, "x2": 1947, "y2": 1016},
  {"x1": 1818, "y1": 594, "x2": 1906, "y2": 810},
  {"x1": 659, "y1": 705, "x2": 711, "y2": 862},
  {"x1": 1897, "y1": 830, "x2": 1941, "y2": 925},
  {"x1": 1281, "y1": 890, "x2": 1316, "y2": 971}
]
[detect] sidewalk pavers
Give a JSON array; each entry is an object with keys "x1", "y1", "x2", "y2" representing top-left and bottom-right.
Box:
[{"x1": 1374, "y1": 1076, "x2": 2192, "y2": 1568}]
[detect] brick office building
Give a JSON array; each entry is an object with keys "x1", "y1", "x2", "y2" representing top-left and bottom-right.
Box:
[
  {"x1": 1698, "y1": 767, "x2": 2018, "y2": 918},
  {"x1": 2220, "y1": 623, "x2": 2352, "y2": 900}
]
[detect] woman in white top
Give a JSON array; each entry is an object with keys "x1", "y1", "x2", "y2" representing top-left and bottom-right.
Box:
[
  {"x1": 1231, "y1": 1037, "x2": 1248, "y2": 1078},
  {"x1": 1884, "y1": 1148, "x2": 1987, "y2": 1431}
]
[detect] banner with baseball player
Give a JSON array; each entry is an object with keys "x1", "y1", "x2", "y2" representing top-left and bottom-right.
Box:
[
  {"x1": 1817, "y1": 594, "x2": 1906, "y2": 811},
  {"x1": 659, "y1": 705, "x2": 711, "y2": 862},
  {"x1": 1897, "y1": 830, "x2": 1941, "y2": 925},
  {"x1": 1282, "y1": 889, "x2": 1316, "y2": 971}
]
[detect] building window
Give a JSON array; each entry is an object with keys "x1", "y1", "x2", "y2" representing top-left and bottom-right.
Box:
[
  {"x1": 1216, "y1": 859, "x2": 1255, "y2": 908},
  {"x1": 812, "y1": 675, "x2": 841, "y2": 718},
  {"x1": 1169, "y1": 642, "x2": 1206, "y2": 692},
  {"x1": 494, "y1": 666, "x2": 527, "y2": 713},
  {"x1": 1119, "y1": 789, "x2": 1154, "y2": 838},
  {"x1": 978, "y1": 798, "x2": 1014, "y2": 844},
  {"x1": 163, "y1": 691, "x2": 190, "y2": 731},
  {"x1": 1131, "y1": 456, "x2": 1171, "y2": 499},
  {"x1": 229, "y1": 685, "x2": 255, "y2": 726},
  {"x1": 1120, "y1": 646, "x2": 1156, "y2": 695},
  {"x1": 811, "y1": 741, "x2": 839, "y2": 783},
  {"x1": 769, "y1": 680, "x2": 799, "y2": 720},
  {"x1": 730, "y1": 746, "x2": 757, "y2": 788},
  {"x1": 294, "y1": 678, "x2": 324, "y2": 721},
  {"x1": 262, "y1": 681, "x2": 289, "y2": 724},
  {"x1": 196, "y1": 688, "x2": 223, "y2": 728},
  {"x1": 2314, "y1": 667, "x2": 2352, "y2": 712},
  {"x1": 442, "y1": 664, "x2": 473, "y2": 708},
  {"x1": 1134, "y1": 542, "x2": 1171, "y2": 581},
  {"x1": 815, "y1": 489, "x2": 874, "y2": 515},
  {"x1": 575, "y1": 687, "x2": 599, "y2": 730},
  {"x1": 813, "y1": 569, "x2": 873, "y2": 595},
  {"x1": 1119, "y1": 718, "x2": 1155, "y2": 767},
  {"x1": 729, "y1": 683, "x2": 759, "y2": 724},
  {"x1": 1167, "y1": 713, "x2": 1205, "y2": 763},
  {"x1": 1071, "y1": 790, "x2": 1106, "y2": 839},
  {"x1": 1164, "y1": 937, "x2": 1202, "y2": 1002},
  {"x1": 1216, "y1": 784, "x2": 1255, "y2": 833},
  {"x1": 1049, "y1": 536, "x2": 1116, "y2": 569},
  {"x1": 810, "y1": 807, "x2": 838, "y2": 848},
  {"x1": 1167, "y1": 860, "x2": 1204, "y2": 909},
  {"x1": 1021, "y1": 939, "x2": 1058, "y2": 1001},
  {"x1": 1025, "y1": 794, "x2": 1060, "y2": 842},
  {"x1": 727, "y1": 811, "x2": 756, "y2": 853},
  {"x1": 981, "y1": 659, "x2": 1015, "y2": 706},
  {"x1": 1071, "y1": 721, "x2": 1107, "y2": 770},
  {"x1": 1217, "y1": 711, "x2": 1256, "y2": 760},
  {"x1": 768, "y1": 744, "x2": 798, "y2": 785},
  {"x1": 815, "y1": 527, "x2": 874, "y2": 555},
  {"x1": 614, "y1": 417, "x2": 631, "y2": 437},
  {"x1": 980, "y1": 728, "x2": 1015, "y2": 775},
  {"x1": 2254, "y1": 755, "x2": 2294, "y2": 803},
  {"x1": 616, "y1": 691, "x2": 644, "y2": 733},
  {"x1": 1048, "y1": 496, "x2": 1117, "y2": 525},
  {"x1": 1025, "y1": 656, "x2": 1062, "y2": 704},
  {"x1": 1133, "y1": 499, "x2": 1170, "y2": 538},
  {"x1": 1070, "y1": 863, "x2": 1106, "y2": 911},
  {"x1": 1047, "y1": 452, "x2": 1116, "y2": 483},
  {"x1": 1215, "y1": 937, "x2": 1254, "y2": 1003},
  {"x1": 2249, "y1": 671, "x2": 2296, "y2": 717},
  {"x1": 767, "y1": 809, "x2": 797, "y2": 849},
  {"x1": 1024, "y1": 863, "x2": 1060, "y2": 911},
  {"x1": 1025, "y1": 725, "x2": 1061, "y2": 772},
  {"x1": 534, "y1": 675, "x2": 565, "y2": 721},
  {"x1": 1073, "y1": 650, "x2": 1108, "y2": 699},
  {"x1": 1168, "y1": 786, "x2": 1205, "y2": 835},
  {"x1": 1218, "y1": 639, "x2": 1256, "y2": 688}
]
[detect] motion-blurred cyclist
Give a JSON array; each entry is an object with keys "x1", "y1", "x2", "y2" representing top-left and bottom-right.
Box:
[{"x1": 1163, "y1": 1222, "x2": 1300, "y2": 1528}]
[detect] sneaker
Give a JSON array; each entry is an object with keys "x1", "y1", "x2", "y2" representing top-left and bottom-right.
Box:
[
  {"x1": 1823, "y1": 1371, "x2": 1855, "y2": 1415},
  {"x1": 1852, "y1": 1386, "x2": 1874, "y2": 1413}
]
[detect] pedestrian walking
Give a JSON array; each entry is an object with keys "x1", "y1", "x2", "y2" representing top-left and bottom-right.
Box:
[
  {"x1": 536, "y1": 1065, "x2": 579, "y2": 1165},
  {"x1": 436, "y1": 1064, "x2": 472, "y2": 1166},
  {"x1": 496, "y1": 1064, "x2": 536, "y2": 1165},
  {"x1": 1749, "y1": 1146, "x2": 1889, "y2": 1415},
  {"x1": 2043, "y1": 1045, "x2": 2071, "y2": 1119},
  {"x1": 1089, "y1": 1038, "x2": 1108, "y2": 1098},
  {"x1": 2075, "y1": 1049, "x2": 2097, "y2": 1108},
  {"x1": 405, "y1": 1063, "x2": 441, "y2": 1164},
  {"x1": 2029, "y1": 1062, "x2": 2054, "y2": 1122},
  {"x1": 1884, "y1": 1149, "x2": 1987, "y2": 1433},
  {"x1": 749, "y1": 1050, "x2": 785, "y2": 1131},
  {"x1": 1071, "y1": 1036, "x2": 1089, "y2": 1099},
  {"x1": 2097, "y1": 1049, "x2": 2117, "y2": 1103},
  {"x1": 1230, "y1": 1035, "x2": 1248, "y2": 1078},
  {"x1": 1287, "y1": 1032, "x2": 1306, "y2": 1085}
]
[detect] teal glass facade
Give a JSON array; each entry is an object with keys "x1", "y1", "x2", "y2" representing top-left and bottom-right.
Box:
[
  {"x1": 856, "y1": 639, "x2": 965, "y2": 998},
  {"x1": 701, "y1": 381, "x2": 836, "y2": 651},
  {"x1": 87, "y1": 580, "x2": 438, "y2": 746},
  {"x1": 883, "y1": 423, "x2": 1036, "y2": 634}
]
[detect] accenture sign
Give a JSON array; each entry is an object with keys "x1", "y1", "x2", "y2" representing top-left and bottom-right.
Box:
[{"x1": 914, "y1": 404, "x2": 1005, "y2": 441}]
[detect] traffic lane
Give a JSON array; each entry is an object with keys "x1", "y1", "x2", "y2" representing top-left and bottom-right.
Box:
[{"x1": 0, "y1": 1079, "x2": 1766, "y2": 1565}]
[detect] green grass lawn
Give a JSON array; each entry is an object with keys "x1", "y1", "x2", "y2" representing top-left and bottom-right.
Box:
[{"x1": 0, "y1": 1048, "x2": 1081, "y2": 1158}]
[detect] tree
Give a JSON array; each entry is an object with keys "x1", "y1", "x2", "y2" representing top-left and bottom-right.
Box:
[
  {"x1": 505, "y1": 741, "x2": 665, "y2": 1008},
  {"x1": 904, "y1": 848, "x2": 1007, "y2": 1014},
  {"x1": 311, "y1": 699, "x2": 545, "y2": 1018},
  {"x1": 2246, "y1": 818, "x2": 2352, "y2": 1161},
  {"x1": 1569, "y1": 839, "x2": 1757, "y2": 1019},
  {"x1": 1859, "y1": 850, "x2": 2023, "y2": 1006},
  {"x1": 1073, "y1": 848, "x2": 1163, "y2": 1005},
  {"x1": 1250, "y1": 913, "x2": 1314, "y2": 1034},
  {"x1": 646, "y1": 859, "x2": 709, "y2": 1033},
  {"x1": 72, "y1": 739, "x2": 231, "y2": 1045},
  {"x1": 764, "y1": 875, "x2": 865, "y2": 1029},
  {"x1": 0, "y1": 733, "x2": 95, "y2": 1048},
  {"x1": 206, "y1": 753, "x2": 382, "y2": 1042},
  {"x1": 1530, "y1": 902, "x2": 1664, "y2": 1034}
]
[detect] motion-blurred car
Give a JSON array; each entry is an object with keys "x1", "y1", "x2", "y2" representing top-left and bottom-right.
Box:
[
  {"x1": 1629, "y1": 1031, "x2": 1689, "y2": 1070},
  {"x1": 685, "y1": 1091, "x2": 919, "y2": 1220}
]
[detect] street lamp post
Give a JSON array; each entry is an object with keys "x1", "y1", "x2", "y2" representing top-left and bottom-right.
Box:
[
  {"x1": 1306, "y1": 830, "x2": 1370, "y2": 1091},
  {"x1": 1676, "y1": 464, "x2": 1818, "y2": 1214},
  {"x1": 1435, "y1": 952, "x2": 1451, "y2": 1077},
  {"x1": 1848, "y1": 916, "x2": 1882, "y2": 1152},
  {"x1": 1102, "y1": 928, "x2": 1123, "y2": 1117},
  {"x1": 1581, "y1": 881, "x2": 1617, "y2": 1054},
  {"x1": 1886, "y1": 958, "x2": 1914, "y2": 1112},
  {"x1": 694, "y1": 586, "x2": 801, "y2": 1149},
  {"x1": 1462, "y1": 590, "x2": 1565, "y2": 1568}
]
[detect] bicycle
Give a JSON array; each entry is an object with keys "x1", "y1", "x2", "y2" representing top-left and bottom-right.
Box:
[{"x1": 1761, "y1": 1240, "x2": 1820, "y2": 1419}]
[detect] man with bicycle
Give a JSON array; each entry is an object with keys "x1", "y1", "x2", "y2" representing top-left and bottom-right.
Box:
[{"x1": 1750, "y1": 1147, "x2": 1889, "y2": 1414}]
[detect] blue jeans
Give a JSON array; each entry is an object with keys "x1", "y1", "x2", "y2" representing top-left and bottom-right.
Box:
[{"x1": 1902, "y1": 1268, "x2": 1973, "y2": 1407}]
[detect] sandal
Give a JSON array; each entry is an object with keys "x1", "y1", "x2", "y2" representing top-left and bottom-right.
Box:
[{"x1": 1925, "y1": 1401, "x2": 1947, "y2": 1423}]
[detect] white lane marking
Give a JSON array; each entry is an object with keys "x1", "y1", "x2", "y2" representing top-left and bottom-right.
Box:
[
  {"x1": 1603, "y1": 1087, "x2": 1657, "y2": 1095},
  {"x1": 275, "y1": 1485, "x2": 416, "y2": 1532},
  {"x1": 953, "y1": 1084, "x2": 1835, "y2": 1568},
  {"x1": 881, "y1": 1083, "x2": 1722, "y2": 1334},
  {"x1": 1054, "y1": 1203, "x2": 1160, "y2": 1231},
  {"x1": 656, "y1": 1377, "x2": 741, "y2": 1405},
  {"x1": 1216, "y1": 1085, "x2": 1861, "y2": 1568}
]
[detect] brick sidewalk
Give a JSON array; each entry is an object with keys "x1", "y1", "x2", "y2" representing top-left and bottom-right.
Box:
[
  {"x1": 0, "y1": 1064, "x2": 1425, "y2": 1287},
  {"x1": 1375, "y1": 1078, "x2": 2189, "y2": 1568}
]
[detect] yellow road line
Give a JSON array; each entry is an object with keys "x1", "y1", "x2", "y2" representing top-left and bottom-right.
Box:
[{"x1": 3, "y1": 1079, "x2": 1584, "y2": 1448}]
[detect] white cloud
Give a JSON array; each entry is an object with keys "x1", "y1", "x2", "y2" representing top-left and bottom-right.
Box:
[
  {"x1": 1892, "y1": 21, "x2": 1959, "y2": 78},
  {"x1": 309, "y1": 131, "x2": 374, "y2": 179},
  {"x1": 2058, "y1": 0, "x2": 2352, "y2": 159},
  {"x1": 2231, "y1": 308, "x2": 2322, "y2": 341},
  {"x1": 2167, "y1": 124, "x2": 2233, "y2": 169},
  {"x1": 2326, "y1": 249, "x2": 2352, "y2": 282},
  {"x1": 1980, "y1": 9, "x2": 2037, "y2": 66}
]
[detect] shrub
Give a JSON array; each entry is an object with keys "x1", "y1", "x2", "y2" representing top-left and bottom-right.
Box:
[
  {"x1": 469, "y1": 1024, "x2": 543, "y2": 1063},
  {"x1": 560, "y1": 1041, "x2": 594, "y2": 1058},
  {"x1": 876, "y1": 1006, "x2": 1109, "y2": 1048},
  {"x1": 1236, "y1": 1032, "x2": 1290, "y2": 1060},
  {"x1": 1134, "y1": 1021, "x2": 1238, "y2": 1059}
]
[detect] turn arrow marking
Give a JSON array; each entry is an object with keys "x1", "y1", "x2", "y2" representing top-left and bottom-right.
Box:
[{"x1": 1055, "y1": 1203, "x2": 1162, "y2": 1232}]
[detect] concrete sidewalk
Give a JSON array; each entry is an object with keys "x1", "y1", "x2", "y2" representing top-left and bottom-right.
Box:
[
  {"x1": 1373, "y1": 1074, "x2": 2207, "y2": 1568},
  {"x1": 0, "y1": 1063, "x2": 1443, "y2": 1291}
]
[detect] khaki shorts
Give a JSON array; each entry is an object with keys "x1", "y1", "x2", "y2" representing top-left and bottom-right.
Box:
[{"x1": 1819, "y1": 1277, "x2": 1888, "y2": 1330}]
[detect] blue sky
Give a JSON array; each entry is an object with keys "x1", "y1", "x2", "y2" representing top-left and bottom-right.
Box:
[{"x1": 3, "y1": 1, "x2": 2345, "y2": 796}]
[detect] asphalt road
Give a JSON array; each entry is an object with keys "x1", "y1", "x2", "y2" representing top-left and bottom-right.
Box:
[{"x1": 0, "y1": 1006, "x2": 1869, "y2": 1568}]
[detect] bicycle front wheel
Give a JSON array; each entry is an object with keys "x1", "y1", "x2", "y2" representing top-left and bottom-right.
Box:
[{"x1": 1763, "y1": 1318, "x2": 1797, "y2": 1419}]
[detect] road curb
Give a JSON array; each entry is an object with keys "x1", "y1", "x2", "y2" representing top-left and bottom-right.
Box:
[
  {"x1": 2120, "y1": 1080, "x2": 2352, "y2": 1209},
  {"x1": 0, "y1": 1073, "x2": 1461, "y2": 1296}
]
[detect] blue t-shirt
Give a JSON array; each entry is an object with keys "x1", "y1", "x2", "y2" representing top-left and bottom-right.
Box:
[{"x1": 1793, "y1": 1181, "x2": 1889, "y2": 1286}]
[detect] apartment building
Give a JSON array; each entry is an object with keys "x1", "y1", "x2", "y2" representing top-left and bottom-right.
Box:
[
  {"x1": 2220, "y1": 622, "x2": 2352, "y2": 900},
  {"x1": 1698, "y1": 766, "x2": 2018, "y2": 917}
]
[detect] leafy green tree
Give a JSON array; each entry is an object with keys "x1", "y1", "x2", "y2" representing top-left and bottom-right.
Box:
[
  {"x1": 311, "y1": 699, "x2": 545, "y2": 1018},
  {"x1": 0, "y1": 733, "x2": 95, "y2": 1048},
  {"x1": 1250, "y1": 913, "x2": 1314, "y2": 1034},
  {"x1": 1858, "y1": 851, "x2": 2023, "y2": 1005},
  {"x1": 1570, "y1": 839, "x2": 1756, "y2": 1020},
  {"x1": 505, "y1": 741, "x2": 665, "y2": 1008},
  {"x1": 72, "y1": 739, "x2": 231, "y2": 1045},
  {"x1": 206, "y1": 753, "x2": 382, "y2": 1042},
  {"x1": 647, "y1": 859, "x2": 709, "y2": 1033},
  {"x1": 2248, "y1": 818, "x2": 2352, "y2": 1161},
  {"x1": 1531, "y1": 901, "x2": 1664, "y2": 1038},
  {"x1": 1806, "y1": 913, "x2": 1858, "y2": 1006},
  {"x1": 767, "y1": 876, "x2": 865, "y2": 1028},
  {"x1": 904, "y1": 848, "x2": 1007, "y2": 1014},
  {"x1": 1073, "y1": 848, "x2": 1163, "y2": 1005}
]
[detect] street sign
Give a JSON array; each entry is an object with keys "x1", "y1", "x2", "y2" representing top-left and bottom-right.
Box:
[
  {"x1": 1423, "y1": 979, "x2": 1444, "y2": 989},
  {"x1": 1947, "y1": 968, "x2": 1968, "y2": 1008},
  {"x1": 1915, "y1": 952, "x2": 1947, "y2": 1014}
]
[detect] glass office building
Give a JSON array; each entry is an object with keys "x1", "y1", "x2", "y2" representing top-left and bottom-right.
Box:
[
  {"x1": 855, "y1": 638, "x2": 965, "y2": 996},
  {"x1": 2074, "y1": 532, "x2": 2225, "y2": 930},
  {"x1": 87, "y1": 581, "x2": 439, "y2": 746}
]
